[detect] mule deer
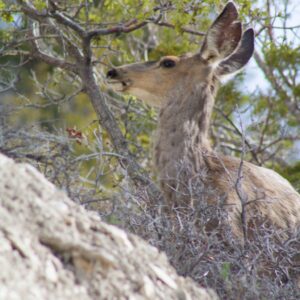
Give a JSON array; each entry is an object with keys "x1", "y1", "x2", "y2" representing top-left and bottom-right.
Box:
[{"x1": 107, "y1": 2, "x2": 300, "y2": 237}]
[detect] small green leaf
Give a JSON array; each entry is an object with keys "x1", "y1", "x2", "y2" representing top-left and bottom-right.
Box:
[
  {"x1": 1, "y1": 11, "x2": 13, "y2": 23},
  {"x1": 220, "y1": 262, "x2": 231, "y2": 281}
]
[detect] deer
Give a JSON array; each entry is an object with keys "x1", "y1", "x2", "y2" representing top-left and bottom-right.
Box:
[{"x1": 106, "y1": 2, "x2": 300, "y2": 238}]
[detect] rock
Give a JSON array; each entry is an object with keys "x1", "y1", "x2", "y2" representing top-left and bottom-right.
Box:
[{"x1": 0, "y1": 154, "x2": 218, "y2": 300}]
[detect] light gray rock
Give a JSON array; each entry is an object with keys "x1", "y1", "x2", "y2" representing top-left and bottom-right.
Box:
[{"x1": 0, "y1": 154, "x2": 218, "y2": 300}]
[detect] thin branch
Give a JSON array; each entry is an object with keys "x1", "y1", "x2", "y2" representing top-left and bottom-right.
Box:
[
  {"x1": 48, "y1": 7, "x2": 86, "y2": 37},
  {"x1": 155, "y1": 21, "x2": 205, "y2": 36},
  {"x1": 215, "y1": 106, "x2": 262, "y2": 165},
  {"x1": 254, "y1": 50, "x2": 300, "y2": 117},
  {"x1": 29, "y1": 25, "x2": 77, "y2": 73},
  {"x1": 234, "y1": 108, "x2": 248, "y2": 244},
  {"x1": 87, "y1": 20, "x2": 148, "y2": 39}
]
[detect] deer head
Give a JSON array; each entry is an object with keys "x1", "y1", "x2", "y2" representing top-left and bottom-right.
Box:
[{"x1": 107, "y1": 2, "x2": 254, "y2": 107}]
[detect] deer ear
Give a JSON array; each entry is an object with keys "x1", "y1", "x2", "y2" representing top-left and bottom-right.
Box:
[
  {"x1": 216, "y1": 28, "x2": 254, "y2": 76},
  {"x1": 200, "y1": 2, "x2": 242, "y2": 62}
]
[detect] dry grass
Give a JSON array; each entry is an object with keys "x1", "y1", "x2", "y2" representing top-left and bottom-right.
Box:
[{"x1": 106, "y1": 176, "x2": 300, "y2": 300}]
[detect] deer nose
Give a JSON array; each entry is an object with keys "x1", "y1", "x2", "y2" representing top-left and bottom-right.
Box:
[{"x1": 107, "y1": 68, "x2": 118, "y2": 79}]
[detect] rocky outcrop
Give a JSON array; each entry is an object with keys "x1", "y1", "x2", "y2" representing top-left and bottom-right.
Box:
[{"x1": 0, "y1": 154, "x2": 217, "y2": 300}]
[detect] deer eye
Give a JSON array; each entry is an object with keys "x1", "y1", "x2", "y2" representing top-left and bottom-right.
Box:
[{"x1": 160, "y1": 59, "x2": 176, "y2": 68}]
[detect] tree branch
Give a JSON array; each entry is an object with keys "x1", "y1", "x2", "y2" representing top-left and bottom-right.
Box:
[
  {"x1": 29, "y1": 24, "x2": 77, "y2": 73},
  {"x1": 87, "y1": 20, "x2": 148, "y2": 40}
]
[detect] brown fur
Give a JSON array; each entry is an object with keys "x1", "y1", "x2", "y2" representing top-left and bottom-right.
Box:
[{"x1": 107, "y1": 2, "x2": 300, "y2": 237}]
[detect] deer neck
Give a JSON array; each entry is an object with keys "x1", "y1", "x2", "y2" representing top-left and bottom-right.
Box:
[{"x1": 155, "y1": 80, "x2": 216, "y2": 169}]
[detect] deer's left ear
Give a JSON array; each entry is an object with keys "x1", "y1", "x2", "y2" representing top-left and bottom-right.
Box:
[
  {"x1": 216, "y1": 28, "x2": 255, "y2": 77},
  {"x1": 199, "y1": 2, "x2": 242, "y2": 62}
]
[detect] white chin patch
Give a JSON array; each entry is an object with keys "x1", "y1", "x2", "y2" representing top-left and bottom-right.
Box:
[
  {"x1": 128, "y1": 88, "x2": 162, "y2": 108},
  {"x1": 107, "y1": 82, "x2": 124, "y2": 92}
]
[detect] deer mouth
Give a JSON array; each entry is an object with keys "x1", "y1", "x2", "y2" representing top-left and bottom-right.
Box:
[{"x1": 107, "y1": 79, "x2": 132, "y2": 92}]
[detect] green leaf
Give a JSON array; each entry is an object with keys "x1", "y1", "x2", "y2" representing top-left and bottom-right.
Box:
[
  {"x1": 1, "y1": 11, "x2": 13, "y2": 23},
  {"x1": 33, "y1": 0, "x2": 47, "y2": 11},
  {"x1": 220, "y1": 262, "x2": 231, "y2": 281}
]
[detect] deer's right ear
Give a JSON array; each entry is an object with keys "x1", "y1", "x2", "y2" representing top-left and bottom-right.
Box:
[
  {"x1": 199, "y1": 2, "x2": 242, "y2": 62},
  {"x1": 216, "y1": 28, "x2": 255, "y2": 77}
]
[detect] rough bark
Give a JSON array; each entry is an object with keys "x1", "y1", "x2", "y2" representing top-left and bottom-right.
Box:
[{"x1": 0, "y1": 154, "x2": 217, "y2": 300}]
